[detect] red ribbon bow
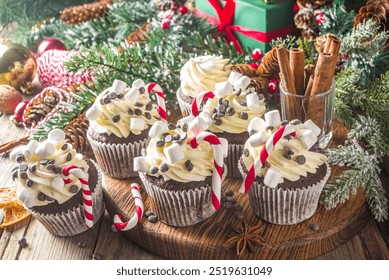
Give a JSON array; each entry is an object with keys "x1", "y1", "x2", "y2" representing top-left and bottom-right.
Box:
[{"x1": 196, "y1": 0, "x2": 292, "y2": 53}]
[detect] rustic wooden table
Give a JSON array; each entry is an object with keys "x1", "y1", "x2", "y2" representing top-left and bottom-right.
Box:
[{"x1": 0, "y1": 112, "x2": 388, "y2": 260}]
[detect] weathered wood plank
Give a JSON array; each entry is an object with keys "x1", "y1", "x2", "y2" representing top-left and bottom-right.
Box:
[
  {"x1": 316, "y1": 235, "x2": 367, "y2": 260},
  {"x1": 359, "y1": 218, "x2": 389, "y2": 260},
  {"x1": 0, "y1": 217, "x2": 31, "y2": 260}
]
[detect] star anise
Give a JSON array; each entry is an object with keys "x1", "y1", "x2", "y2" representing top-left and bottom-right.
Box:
[{"x1": 224, "y1": 220, "x2": 266, "y2": 257}]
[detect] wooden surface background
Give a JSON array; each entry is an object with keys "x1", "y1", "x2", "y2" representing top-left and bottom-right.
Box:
[{"x1": 1, "y1": 113, "x2": 389, "y2": 260}]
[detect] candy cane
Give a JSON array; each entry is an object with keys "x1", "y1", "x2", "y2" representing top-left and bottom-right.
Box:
[
  {"x1": 62, "y1": 165, "x2": 94, "y2": 228},
  {"x1": 113, "y1": 183, "x2": 144, "y2": 231},
  {"x1": 189, "y1": 132, "x2": 223, "y2": 210},
  {"x1": 191, "y1": 91, "x2": 215, "y2": 116},
  {"x1": 240, "y1": 125, "x2": 297, "y2": 193},
  {"x1": 146, "y1": 83, "x2": 167, "y2": 122}
]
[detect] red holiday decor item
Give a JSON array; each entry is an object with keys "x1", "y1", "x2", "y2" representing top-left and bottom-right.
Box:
[
  {"x1": 161, "y1": 19, "x2": 171, "y2": 29},
  {"x1": 179, "y1": 5, "x2": 188, "y2": 14},
  {"x1": 250, "y1": 62, "x2": 259, "y2": 69},
  {"x1": 251, "y1": 48, "x2": 263, "y2": 61},
  {"x1": 268, "y1": 82, "x2": 277, "y2": 94},
  {"x1": 37, "y1": 38, "x2": 67, "y2": 57},
  {"x1": 13, "y1": 101, "x2": 29, "y2": 123}
]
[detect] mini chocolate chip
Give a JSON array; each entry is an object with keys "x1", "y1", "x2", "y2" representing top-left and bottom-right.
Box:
[
  {"x1": 112, "y1": 114, "x2": 120, "y2": 123},
  {"x1": 145, "y1": 103, "x2": 153, "y2": 111},
  {"x1": 70, "y1": 185, "x2": 79, "y2": 193},
  {"x1": 127, "y1": 108, "x2": 134, "y2": 115},
  {"x1": 226, "y1": 107, "x2": 235, "y2": 116},
  {"x1": 225, "y1": 189, "x2": 234, "y2": 197},
  {"x1": 243, "y1": 148, "x2": 250, "y2": 157},
  {"x1": 20, "y1": 172, "x2": 28, "y2": 179},
  {"x1": 214, "y1": 119, "x2": 222, "y2": 126},
  {"x1": 66, "y1": 153, "x2": 72, "y2": 161},
  {"x1": 139, "y1": 87, "x2": 146, "y2": 94},
  {"x1": 212, "y1": 108, "x2": 218, "y2": 114},
  {"x1": 46, "y1": 164, "x2": 55, "y2": 171},
  {"x1": 285, "y1": 147, "x2": 294, "y2": 155},
  {"x1": 144, "y1": 211, "x2": 154, "y2": 217},
  {"x1": 212, "y1": 113, "x2": 220, "y2": 120},
  {"x1": 309, "y1": 223, "x2": 319, "y2": 231},
  {"x1": 156, "y1": 140, "x2": 165, "y2": 147},
  {"x1": 135, "y1": 109, "x2": 142, "y2": 116},
  {"x1": 258, "y1": 94, "x2": 265, "y2": 100},
  {"x1": 240, "y1": 112, "x2": 248, "y2": 120},
  {"x1": 19, "y1": 164, "x2": 28, "y2": 172},
  {"x1": 38, "y1": 192, "x2": 46, "y2": 201},
  {"x1": 234, "y1": 212, "x2": 244, "y2": 220},
  {"x1": 182, "y1": 123, "x2": 188, "y2": 131},
  {"x1": 185, "y1": 160, "x2": 194, "y2": 171},
  {"x1": 168, "y1": 123, "x2": 176, "y2": 130},
  {"x1": 281, "y1": 120, "x2": 289, "y2": 126},
  {"x1": 12, "y1": 170, "x2": 18, "y2": 181},
  {"x1": 173, "y1": 134, "x2": 180, "y2": 141},
  {"x1": 148, "y1": 215, "x2": 158, "y2": 223},
  {"x1": 218, "y1": 98, "x2": 223, "y2": 105},
  {"x1": 296, "y1": 155, "x2": 306, "y2": 165},
  {"x1": 265, "y1": 126, "x2": 274, "y2": 131},
  {"x1": 103, "y1": 96, "x2": 111, "y2": 104},
  {"x1": 117, "y1": 93, "x2": 124, "y2": 99},
  {"x1": 236, "y1": 88, "x2": 242, "y2": 96},
  {"x1": 217, "y1": 110, "x2": 225, "y2": 117},
  {"x1": 11, "y1": 166, "x2": 19, "y2": 173},
  {"x1": 249, "y1": 130, "x2": 256, "y2": 136},
  {"x1": 48, "y1": 159, "x2": 55, "y2": 165},
  {"x1": 18, "y1": 237, "x2": 27, "y2": 248},
  {"x1": 144, "y1": 112, "x2": 151, "y2": 120},
  {"x1": 222, "y1": 99, "x2": 229, "y2": 107},
  {"x1": 150, "y1": 166, "x2": 159, "y2": 174},
  {"x1": 135, "y1": 102, "x2": 143, "y2": 107},
  {"x1": 141, "y1": 148, "x2": 147, "y2": 156},
  {"x1": 29, "y1": 164, "x2": 37, "y2": 172},
  {"x1": 16, "y1": 154, "x2": 25, "y2": 163},
  {"x1": 164, "y1": 134, "x2": 173, "y2": 143},
  {"x1": 241, "y1": 101, "x2": 247, "y2": 107},
  {"x1": 159, "y1": 163, "x2": 169, "y2": 172},
  {"x1": 283, "y1": 153, "x2": 292, "y2": 160},
  {"x1": 46, "y1": 196, "x2": 54, "y2": 202},
  {"x1": 53, "y1": 167, "x2": 61, "y2": 174},
  {"x1": 26, "y1": 179, "x2": 33, "y2": 188},
  {"x1": 109, "y1": 92, "x2": 117, "y2": 99},
  {"x1": 100, "y1": 99, "x2": 105, "y2": 105},
  {"x1": 284, "y1": 135, "x2": 292, "y2": 140},
  {"x1": 218, "y1": 104, "x2": 226, "y2": 113},
  {"x1": 61, "y1": 143, "x2": 68, "y2": 150},
  {"x1": 290, "y1": 119, "x2": 302, "y2": 125}
]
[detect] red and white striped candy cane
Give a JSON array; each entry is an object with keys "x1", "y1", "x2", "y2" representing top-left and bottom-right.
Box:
[
  {"x1": 146, "y1": 83, "x2": 167, "y2": 122},
  {"x1": 113, "y1": 183, "x2": 144, "y2": 231},
  {"x1": 191, "y1": 91, "x2": 215, "y2": 116},
  {"x1": 240, "y1": 125, "x2": 297, "y2": 193},
  {"x1": 62, "y1": 165, "x2": 94, "y2": 228},
  {"x1": 189, "y1": 132, "x2": 223, "y2": 210}
]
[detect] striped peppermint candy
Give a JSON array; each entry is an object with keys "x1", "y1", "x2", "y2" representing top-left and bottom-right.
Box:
[
  {"x1": 189, "y1": 132, "x2": 223, "y2": 210},
  {"x1": 240, "y1": 125, "x2": 297, "y2": 193},
  {"x1": 113, "y1": 183, "x2": 144, "y2": 231},
  {"x1": 191, "y1": 91, "x2": 215, "y2": 116},
  {"x1": 146, "y1": 83, "x2": 167, "y2": 122},
  {"x1": 62, "y1": 165, "x2": 94, "y2": 228}
]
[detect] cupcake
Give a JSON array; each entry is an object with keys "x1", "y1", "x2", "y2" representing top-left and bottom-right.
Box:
[
  {"x1": 191, "y1": 71, "x2": 267, "y2": 178},
  {"x1": 238, "y1": 110, "x2": 331, "y2": 225},
  {"x1": 134, "y1": 120, "x2": 228, "y2": 227},
  {"x1": 177, "y1": 55, "x2": 231, "y2": 116},
  {"x1": 86, "y1": 79, "x2": 164, "y2": 178},
  {"x1": 9, "y1": 129, "x2": 104, "y2": 236}
]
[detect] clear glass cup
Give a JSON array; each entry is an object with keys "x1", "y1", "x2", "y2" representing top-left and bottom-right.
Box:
[{"x1": 279, "y1": 82, "x2": 335, "y2": 148}]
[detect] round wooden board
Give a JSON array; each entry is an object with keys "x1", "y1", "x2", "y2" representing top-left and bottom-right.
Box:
[{"x1": 103, "y1": 120, "x2": 370, "y2": 260}]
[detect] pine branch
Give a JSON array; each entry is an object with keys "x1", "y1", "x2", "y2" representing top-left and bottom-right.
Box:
[
  {"x1": 319, "y1": 1, "x2": 355, "y2": 38},
  {"x1": 270, "y1": 35, "x2": 298, "y2": 50}
]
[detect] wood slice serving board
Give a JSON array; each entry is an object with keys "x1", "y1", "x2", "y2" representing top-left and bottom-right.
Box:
[{"x1": 103, "y1": 120, "x2": 370, "y2": 260}]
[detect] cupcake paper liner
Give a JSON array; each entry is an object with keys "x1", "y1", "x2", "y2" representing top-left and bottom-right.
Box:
[
  {"x1": 239, "y1": 161, "x2": 331, "y2": 225},
  {"x1": 28, "y1": 160, "x2": 105, "y2": 237},
  {"x1": 87, "y1": 134, "x2": 148, "y2": 179},
  {"x1": 226, "y1": 143, "x2": 245, "y2": 178},
  {"x1": 139, "y1": 165, "x2": 227, "y2": 227},
  {"x1": 176, "y1": 89, "x2": 193, "y2": 118}
]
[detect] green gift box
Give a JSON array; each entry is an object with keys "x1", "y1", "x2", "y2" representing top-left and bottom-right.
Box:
[{"x1": 195, "y1": 0, "x2": 295, "y2": 52}]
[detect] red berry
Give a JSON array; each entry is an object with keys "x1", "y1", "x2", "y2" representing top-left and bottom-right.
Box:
[
  {"x1": 269, "y1": 78, "x2": 279, "y2": 86},
  {"x1": 249, "y1": 62, "x2": 258, "y2": 69},
  {"x1": 179, "y1": 5, "x2": 188, "y2": 14},
  {"x1": 251, "y1": 48, "x2": 263, "y2": 61},
  {"x1": 172, "y1": 2, "x2": 178, "y2": 10},
  {"x1": 293, "y1": 4, "x2": 300, "y2": 14},
  {"x1": 161, "y1": 20, "x2": 170, "y2": 30},
  {"x1": 268, "y1": 82, "x2": 277, "y2": 94}
]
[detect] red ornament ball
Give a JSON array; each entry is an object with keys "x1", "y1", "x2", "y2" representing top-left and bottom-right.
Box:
[
  {"x1": 249, "y1": 62, "x2": 259, "y2": 69},
  {"x1": 268, "y1": 82, "x2": 277, "y2": 94},
  {"x1": 251, "y1": 48, "x2": 263, "y2": 61},
  {"x1": 179, "y1": 5, "x2": 188, "y2": 14},
  {"x1": 161, "y1": 19, "x2": 170, "y2": 30},
  {"x1": 37, "y1": 38, "x2": 67, "y2": 57},
  {"x1": 14, "y1": 101, "x2": 29, "y2": 122},
  {"x1": 269, "y1": 77, "x2": 279, "y2": 86}
]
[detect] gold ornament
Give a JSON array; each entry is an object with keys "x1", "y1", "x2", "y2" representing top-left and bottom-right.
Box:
[{"x1": 0, "y1": 40, "x2": 37, "y2": 94}]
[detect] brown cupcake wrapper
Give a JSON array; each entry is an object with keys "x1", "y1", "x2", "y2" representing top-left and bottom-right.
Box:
[
  {"x1": 238, "y1": 161, "x2": 331, "y2": 225},
  {"x1": 176, "y1": 88, "x2": 193, "y2": 118},
  {"x1": 28, "y1": 160, "x2": 105, "y2": 237},
  {"x1": 139, "y1": 165, "x2": 227, "y2": 227},
  {"x1": 226, "y1": 143, "x2": 245, "y2": 178},
  {"x1": 87, "y1": 134, "x2": 148, "y2": 178}
]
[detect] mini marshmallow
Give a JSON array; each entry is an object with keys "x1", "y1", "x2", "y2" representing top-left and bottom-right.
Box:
[
  {"x1": 17, "y1": 188, "x2": 36, "y2": 208},
  {"x1": 133, "y1": 157, "x2": 150, "y2": 172},
  {"x1": 304, "y1": 120, "x2": 321, "y2": 137},
  {"x1": 215, "y1": 81, "x2": 233, "y2": 97},
  {"x1": 300, "y1": 130, "x2": 318, "y2": 150},
  {"x1": 228, "y1": 71, "x2": 243, "y2": 85},
  {"x1": 219, "y1": 137, "x2": 228, "y2": 158},
  {"x1": 124, "y1": 87, "x2": 140, "y2": 103},
  {"x1": 86, "y1": 105, "x2": 101, "y2": 121},
  {"x1": 148, "y1": 121, "x2": 168, "y2": 138},
  {"x1": 132, "y1": 79, "x2": 146, "y2": 89},
  {"x1": 233, "y1": 75, "x2": 251, "y2": 91},
  {"x1": 264, "y1": 110, "x2": 282, "y2": 127},
  {"x1": 189, "y1": 117, "x2": 209, "y2": 135},
  {"x1": 51, "y1": 176, "x2": 65, "y2": 191},
  {"x1": 111, "y1": 79, "x2": 127, "y2": 94},
  {"x1": 24, "y1": 140, "x2": 39, "y2": 160},
  {"x1": 246, "y1": 93, "x2": 261, "y2": 111},
  {"x1": 248, "y1": 117, "x2": 266, "y2": 133},
  {"x1": 198, "y1": 111, "x2": 213, "y2": 125},
  {"x1": 164, "y1": 143, "x2": 185, "y2": 164},
  {"x1": 264, "y1": 167, "x2": 282, "y2": 188},
  {"x1": 249, "y1": 130, "x2": 268, "y2": 147},
  {"x1": 48, "y1": 129, "x2": 66, "y2": 143},
  {"x1": 177, "y1": 115, "x2": 195, "y2": 127},
  {"x1": 10, "y1": 146, "x2": 25, "y2": 163},
  {"x1": 130, "y1": 118, "x2": 146, "y2": 131},
  {"x1": 35, "y1": 141, "x2": 56, "y2": 159}
]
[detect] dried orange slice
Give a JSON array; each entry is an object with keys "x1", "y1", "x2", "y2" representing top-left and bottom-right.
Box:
[{"x1": 0, "y1": 187, "x2": 30, "y2": 229}]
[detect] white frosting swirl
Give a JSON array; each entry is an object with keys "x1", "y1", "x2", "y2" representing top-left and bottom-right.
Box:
[{"x1": 180, "y1": 55, "x2": 231, "y2": 98}]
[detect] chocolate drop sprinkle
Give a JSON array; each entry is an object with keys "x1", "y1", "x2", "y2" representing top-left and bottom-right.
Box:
[
  {"x1": 112, "y1": 114, "x2": 120, "y2": 123},
  {"x1": 61, "y1": 143, "x2": 68, "y2": 150},
  {"x1": 150, "y1": 166, "x2": 159, "y2": 175},
  {"x1": 127, "y1": 108, "x2": 134, "y2": 115},
  {"x1": 296, "y1": 155, "x2": 306, "y2": 165},
  {"x1": 168, "y1": 123, "x2": 176, "y2": 130},
  {"x1": 66, "y1": 153, "x2": 72, "y2": 161},
  {"x1": 240, "y1": 112, "x2": 248, "y2": 120},
  {"x1": 156, "y1": 140, "x2": 165, "y2": 147},
  {"x1": 243, "y1": 148, "x2": 250, "y2": 157},
  {"x1": 70, "y1": 185, "x2": 79, "y2": 193},
  {"x1": 134, "y1": 109, "x2": 142, "y2": 116},
  {"x1": 38, "y1": 192, "x2": 46, "y2": 201},
  {"x1": 16, "y1": 154, "x2": 25, "y2": 163},
  {"x1": 19, "y1": 164, "x2": 28, "y2": 172},
  {"x1": 226, "y1": 107, "x2": 235, "y2": 116}
]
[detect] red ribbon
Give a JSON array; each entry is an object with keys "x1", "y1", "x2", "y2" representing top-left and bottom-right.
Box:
[{"x1": 195, "y1": 0, "x2": 292, "y2": 53}]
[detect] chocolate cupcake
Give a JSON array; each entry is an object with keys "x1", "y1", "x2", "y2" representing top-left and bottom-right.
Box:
[
  {"x1": 134, "y1": 120, "x2": 228, "y2": 227},
  {"x1": 10, "y1": 129, "x2": 104, "y2": 236},
  {"x1": 191, "y1": 71, "x2": 267, "y2": 178},
  {"x1": 177, "y1": 55, "x2": 231, "y2": 117},
  {"x1": 238, "y1": 110, "x2": 331, "y2": 225},
  {"x1": 86, "y1": 79, "x2": 164, "y2": 178}
]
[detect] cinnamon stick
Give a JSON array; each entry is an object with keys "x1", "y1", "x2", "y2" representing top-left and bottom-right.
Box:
[
  {"x1": 0, "y1": 136, "x2": 29, "y2": 154},
  {"x1": 289, "y1": 48, "x2": 305, "y2": 95},
  {"x1": 304, "y1": 64, "x2": 315, "y2": 91},
  {"x1": 327, "y1": 35, "x2": 341, "y2": 76}
]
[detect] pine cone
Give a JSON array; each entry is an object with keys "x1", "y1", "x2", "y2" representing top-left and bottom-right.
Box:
[
  {"x1": 249, "y1": 77, "x2": 269, "y2": 95},
  {"x1": 64, "y1": 112, "x2": 94, "y2": 159},
  {"x1": 354, "y1": 0, "x2": 389, "y2": 31},
  {"x1": 295, "y1": 8, "x2": 317, "y2": 30},
  {"x1": 257, "y1": 48, "x2": 279, "y2": 77},
  {"x1": 126, "y1": 23, "x2": 151, "y2": 45},
  {"x1": 152, "y1": 0, "x2": 176, "y2": 11},
  {"x1": 60, "y1": 0, "x2": 113, "y2": 25},
  {"x1": 297, "y1": 0, "x2": 333, "y2": 9},
  {"x1": 231, "y1": 64, "x2": 259, "y2": 77},
  {"x1": 302, "y1": 27, "x2": 320, "y2": 42}
]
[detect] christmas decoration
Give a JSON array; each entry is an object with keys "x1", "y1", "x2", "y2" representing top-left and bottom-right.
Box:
[
  {"x1": 179, "y1": 5, "x2": 188, "y2": 14},
  {"x1": 257, "y1": 48, "x2": 279, "y2": 77},
  {"x1": 0, "y1": 41, "x2": 36, "y2": 94},
  {"x1": 37, "y1": 38, "x2": 67, "y2": 57},
  {"x1": 230, "y1": 64, "x2": 259, "y2": 77},
  {"x1": 126, "y1": 23, "x2": 151, "y2": 45},
  {"x1": 0, "y1": 85, "x2": 23, "y2": 114},
  {"x1": 60, "y1": 0, "x2": 113, "y2": 25},
  {"x1": 251, "y1": 48, "x2": 263, "y2": 61},
  {"x1": 318, "y1": 2, "x2": 355, "y2": 38},
  {"x1": 297, "y1": 0, "x2": 334, "y2": 9},
  {"x1": 354, "y1": 0, "x2": 389, "y2": 32},
  {"x1": 294, "y1": 8, "x2": 319, "y2": 41},
  {"x1": 13, "y1": 101, "x2": 29, "y2": 124}
]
